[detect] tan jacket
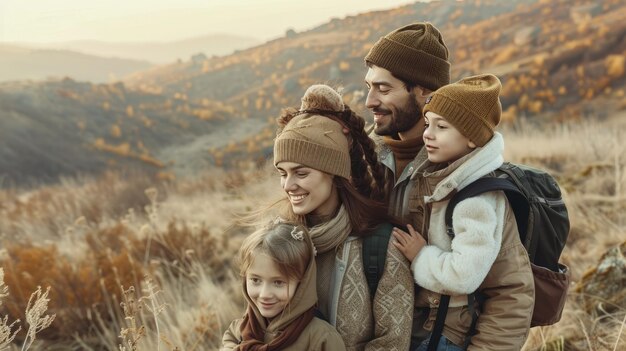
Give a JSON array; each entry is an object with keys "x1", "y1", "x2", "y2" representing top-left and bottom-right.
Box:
[
  {"x1": 410, "y1": 133, "x2": 535, "y2": 350},
  {"x1": 220, "y1": 233, "x2": 346, "y2": 351}
]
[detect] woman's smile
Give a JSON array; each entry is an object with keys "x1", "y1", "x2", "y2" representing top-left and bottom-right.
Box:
[{"x1": 277, "y1": 161, "x2": 339, "y2": 216}]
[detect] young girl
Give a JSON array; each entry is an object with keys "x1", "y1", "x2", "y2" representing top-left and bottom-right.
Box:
[
  {"x1": 392, "y1": 74, "x2": 535, "y2": 350},
  {"x1": 221, "y1": 221, "x2": 345, "y2": 351},
  {"x1": 272, "y1": 84, "x2": 414, "y2": 350}
]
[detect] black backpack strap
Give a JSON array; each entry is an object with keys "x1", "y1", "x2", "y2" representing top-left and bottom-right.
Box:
[
  {"x1": 427, "y1": 294, "x2": 451, "y2": 351},
  {"x1": 444, "y1": 178, "x2": 526, "y2": 240},
  {"x1": 427, "y1": 293, "x2": 485, "y2": 351},
  {"x1": 362, "y1": 222, "x2": 393, "y2": 300},
  {"x1": 462, "y1": 292, "x2": 484, "y2": 350}
]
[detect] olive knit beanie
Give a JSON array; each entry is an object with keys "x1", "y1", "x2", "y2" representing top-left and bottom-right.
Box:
[
  {"x1": 274, "y1": 85, "x2": 351, "y2": 179},
  {"x1": 365, "y1": 22, "x2": 450, "y2": 91},
  {"x1": 423, "y1": 74, "x2": 502, "y2": 147}
]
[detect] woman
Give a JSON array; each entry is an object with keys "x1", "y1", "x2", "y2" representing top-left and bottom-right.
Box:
[{"x1": 272, "y1": 84, "x2": 414, "y2": 350}]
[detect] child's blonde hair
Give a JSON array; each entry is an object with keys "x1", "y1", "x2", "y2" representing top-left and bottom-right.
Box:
[{"x1": 238, "y1": 221, "x2": 313, "y2": 282}]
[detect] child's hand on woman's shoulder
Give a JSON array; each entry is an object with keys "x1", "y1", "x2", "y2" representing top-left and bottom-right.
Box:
[{"x1": 392, "y1": 225, "x2": 426, "y2": 262}]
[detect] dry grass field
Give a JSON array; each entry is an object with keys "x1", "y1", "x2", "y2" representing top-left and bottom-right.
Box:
[{"x1": 0, "y1": 117, "x2": 624, "y2": 350}]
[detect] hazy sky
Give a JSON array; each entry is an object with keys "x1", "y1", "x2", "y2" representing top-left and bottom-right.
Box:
[{"x1": 0, "y1": 0, "x2": 420, "y2": 43}]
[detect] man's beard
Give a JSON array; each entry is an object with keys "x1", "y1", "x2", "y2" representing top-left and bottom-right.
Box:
[{"x1": 374, "y1": 96, "x2": 423, "y2": 137}]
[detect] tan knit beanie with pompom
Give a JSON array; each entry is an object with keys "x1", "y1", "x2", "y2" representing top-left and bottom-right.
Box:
[{"x1": 274, "y1": 85, "x2": 351, "y2": 179}]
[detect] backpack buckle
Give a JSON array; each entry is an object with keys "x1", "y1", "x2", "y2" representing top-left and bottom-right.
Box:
[{"x1": 446, "y1": 226, "x2": 455, "y2": 239}]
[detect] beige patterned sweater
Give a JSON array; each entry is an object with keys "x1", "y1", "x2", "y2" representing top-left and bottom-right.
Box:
[{"x1": 316, "y1": 234, "x2": 414, "y2": 351}]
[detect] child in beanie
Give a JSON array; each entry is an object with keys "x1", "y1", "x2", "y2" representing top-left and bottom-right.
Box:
[{"x1": 392, "y1": 74, "x2": 535, "y2": 350}]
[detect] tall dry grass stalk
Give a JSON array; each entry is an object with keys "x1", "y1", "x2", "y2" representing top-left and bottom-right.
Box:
[
  {"x1": 0, "y1": 268, "x2": 55, "y2": 351},
  {"x1": 0, "y1": 119, "x2": 623, "y2": 349},
  {"x1": 20, "y1": 287, "x2": 55, "y2": 351},
  {"x1": 118, "y1": 278, "x2": 181, "y2": 351},
  {"x1": 0, "y1": 268, "x2": 20, "y2": 350}
]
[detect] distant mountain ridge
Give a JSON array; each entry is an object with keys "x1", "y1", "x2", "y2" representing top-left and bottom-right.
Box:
[
  {"x1": 0, "y1": 44, "x2": 152, "y2": 83},
  {"x1": 26, "y1": 34, "x2": 261, "y2": 64},
  {"x1": 1, "y1": 0, "x2": 625, "y2": 186}
]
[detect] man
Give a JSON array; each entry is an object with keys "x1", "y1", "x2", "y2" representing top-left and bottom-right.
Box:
[
  {"x1": 364, "y1": 22, "x2": 451, "y2": 348},
  {"x1": 364, "y1": 22, "x2": 451, "y2": 224}
]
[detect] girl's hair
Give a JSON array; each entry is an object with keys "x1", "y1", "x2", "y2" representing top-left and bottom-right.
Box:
[
  {"x1": 239, "y1": 222, "x2": 313, "y2": 281},
  {"x1": 276, "y1": 101, "x2": 396, "y2": 236}
]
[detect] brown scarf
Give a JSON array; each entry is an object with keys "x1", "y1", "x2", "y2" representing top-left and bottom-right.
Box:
[
  {"x1": 383, "y1": 136, "x2": 424, "y2": 177},
  {"x1": 238, "y1": 305, "x2": 316, "y2": 351}
]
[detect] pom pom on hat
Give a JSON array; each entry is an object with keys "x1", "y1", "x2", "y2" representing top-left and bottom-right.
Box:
[{"x1": 300, "y1": 84, "x2": 344, "y2": 112}]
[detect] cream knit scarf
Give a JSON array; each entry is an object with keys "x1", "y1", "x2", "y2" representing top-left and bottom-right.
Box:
[
  {"x1": 307, "y1": 204, "x2": 352, "y2": 320},
  {"x1": 307, "y1": 205, "x2": 352, "y2": 253}
]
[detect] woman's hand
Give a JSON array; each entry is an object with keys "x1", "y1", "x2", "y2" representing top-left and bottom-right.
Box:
[{"x1": 392, "y1": 224, "x2": 426, "y2": 262}]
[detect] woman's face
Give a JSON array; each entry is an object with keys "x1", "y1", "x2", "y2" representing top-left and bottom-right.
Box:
[{"x1": 276, "y1": 161, "x2": 339, "y2": 217}]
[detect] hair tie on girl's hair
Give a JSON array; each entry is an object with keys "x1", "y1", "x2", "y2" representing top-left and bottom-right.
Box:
[{"x1": 290, "y1": 226, "x2": 304, "y2": 241}]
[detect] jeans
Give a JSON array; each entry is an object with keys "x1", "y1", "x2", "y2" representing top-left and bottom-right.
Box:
[{"x1": 414, "y1": 334, "x2": 464, "y2": 351}]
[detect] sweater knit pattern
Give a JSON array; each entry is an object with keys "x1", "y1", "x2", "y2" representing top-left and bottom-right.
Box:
[{"x1": 329, "y1": 238, "x2": 413, "y2": 351}]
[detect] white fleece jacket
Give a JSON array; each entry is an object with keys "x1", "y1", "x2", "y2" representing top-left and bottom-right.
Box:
[{"x1": 410, "y1": 133, "x2": 508, "y2": 295}]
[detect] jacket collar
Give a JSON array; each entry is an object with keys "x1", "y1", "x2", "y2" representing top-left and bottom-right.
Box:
[
  {"x1": 377, "y1": 141, "x2": 396, "y2": 174},
  {"x1": 375, "y1": 134, "x2": 428, "y2": 186}
]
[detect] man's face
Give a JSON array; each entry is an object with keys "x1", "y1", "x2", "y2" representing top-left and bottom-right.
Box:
[{"x1": 365, "y1": 65, "x2": 423, "y2": 136}]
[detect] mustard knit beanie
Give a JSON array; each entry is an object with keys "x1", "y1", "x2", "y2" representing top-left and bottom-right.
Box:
[
  {"x1": 423, "y1": 74, "x2": 502, "y2": 147},
  {"x1": 274, "y1": 85, "x2": 351, "y2": 179},
  {"x1": 365, "y1": 22, "x2": 450, "y2": 91}
]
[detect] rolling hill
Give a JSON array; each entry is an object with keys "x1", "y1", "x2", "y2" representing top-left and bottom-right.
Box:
[
  {"x1": 1, "y1": 0, "x2": 625, "y2": 186},
  {"x1": 125, "y1": 0, "x2": 626, "y2": 171}
]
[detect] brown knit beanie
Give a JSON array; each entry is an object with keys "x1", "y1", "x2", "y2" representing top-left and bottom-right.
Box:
[
  {"x1": 365, "y1": 22, "x2": 450, "y2": 91},
  {"x1": 274, "y1": 85, "x2": 351, "y2": 179},
  {"x1": 423, "y1": 74, "x2": 502, "y2": 147}
]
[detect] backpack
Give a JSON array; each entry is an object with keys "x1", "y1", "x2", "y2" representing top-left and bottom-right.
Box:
[{"x1": 427, "y1": 162, "x2": 571, "y2": 350}]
